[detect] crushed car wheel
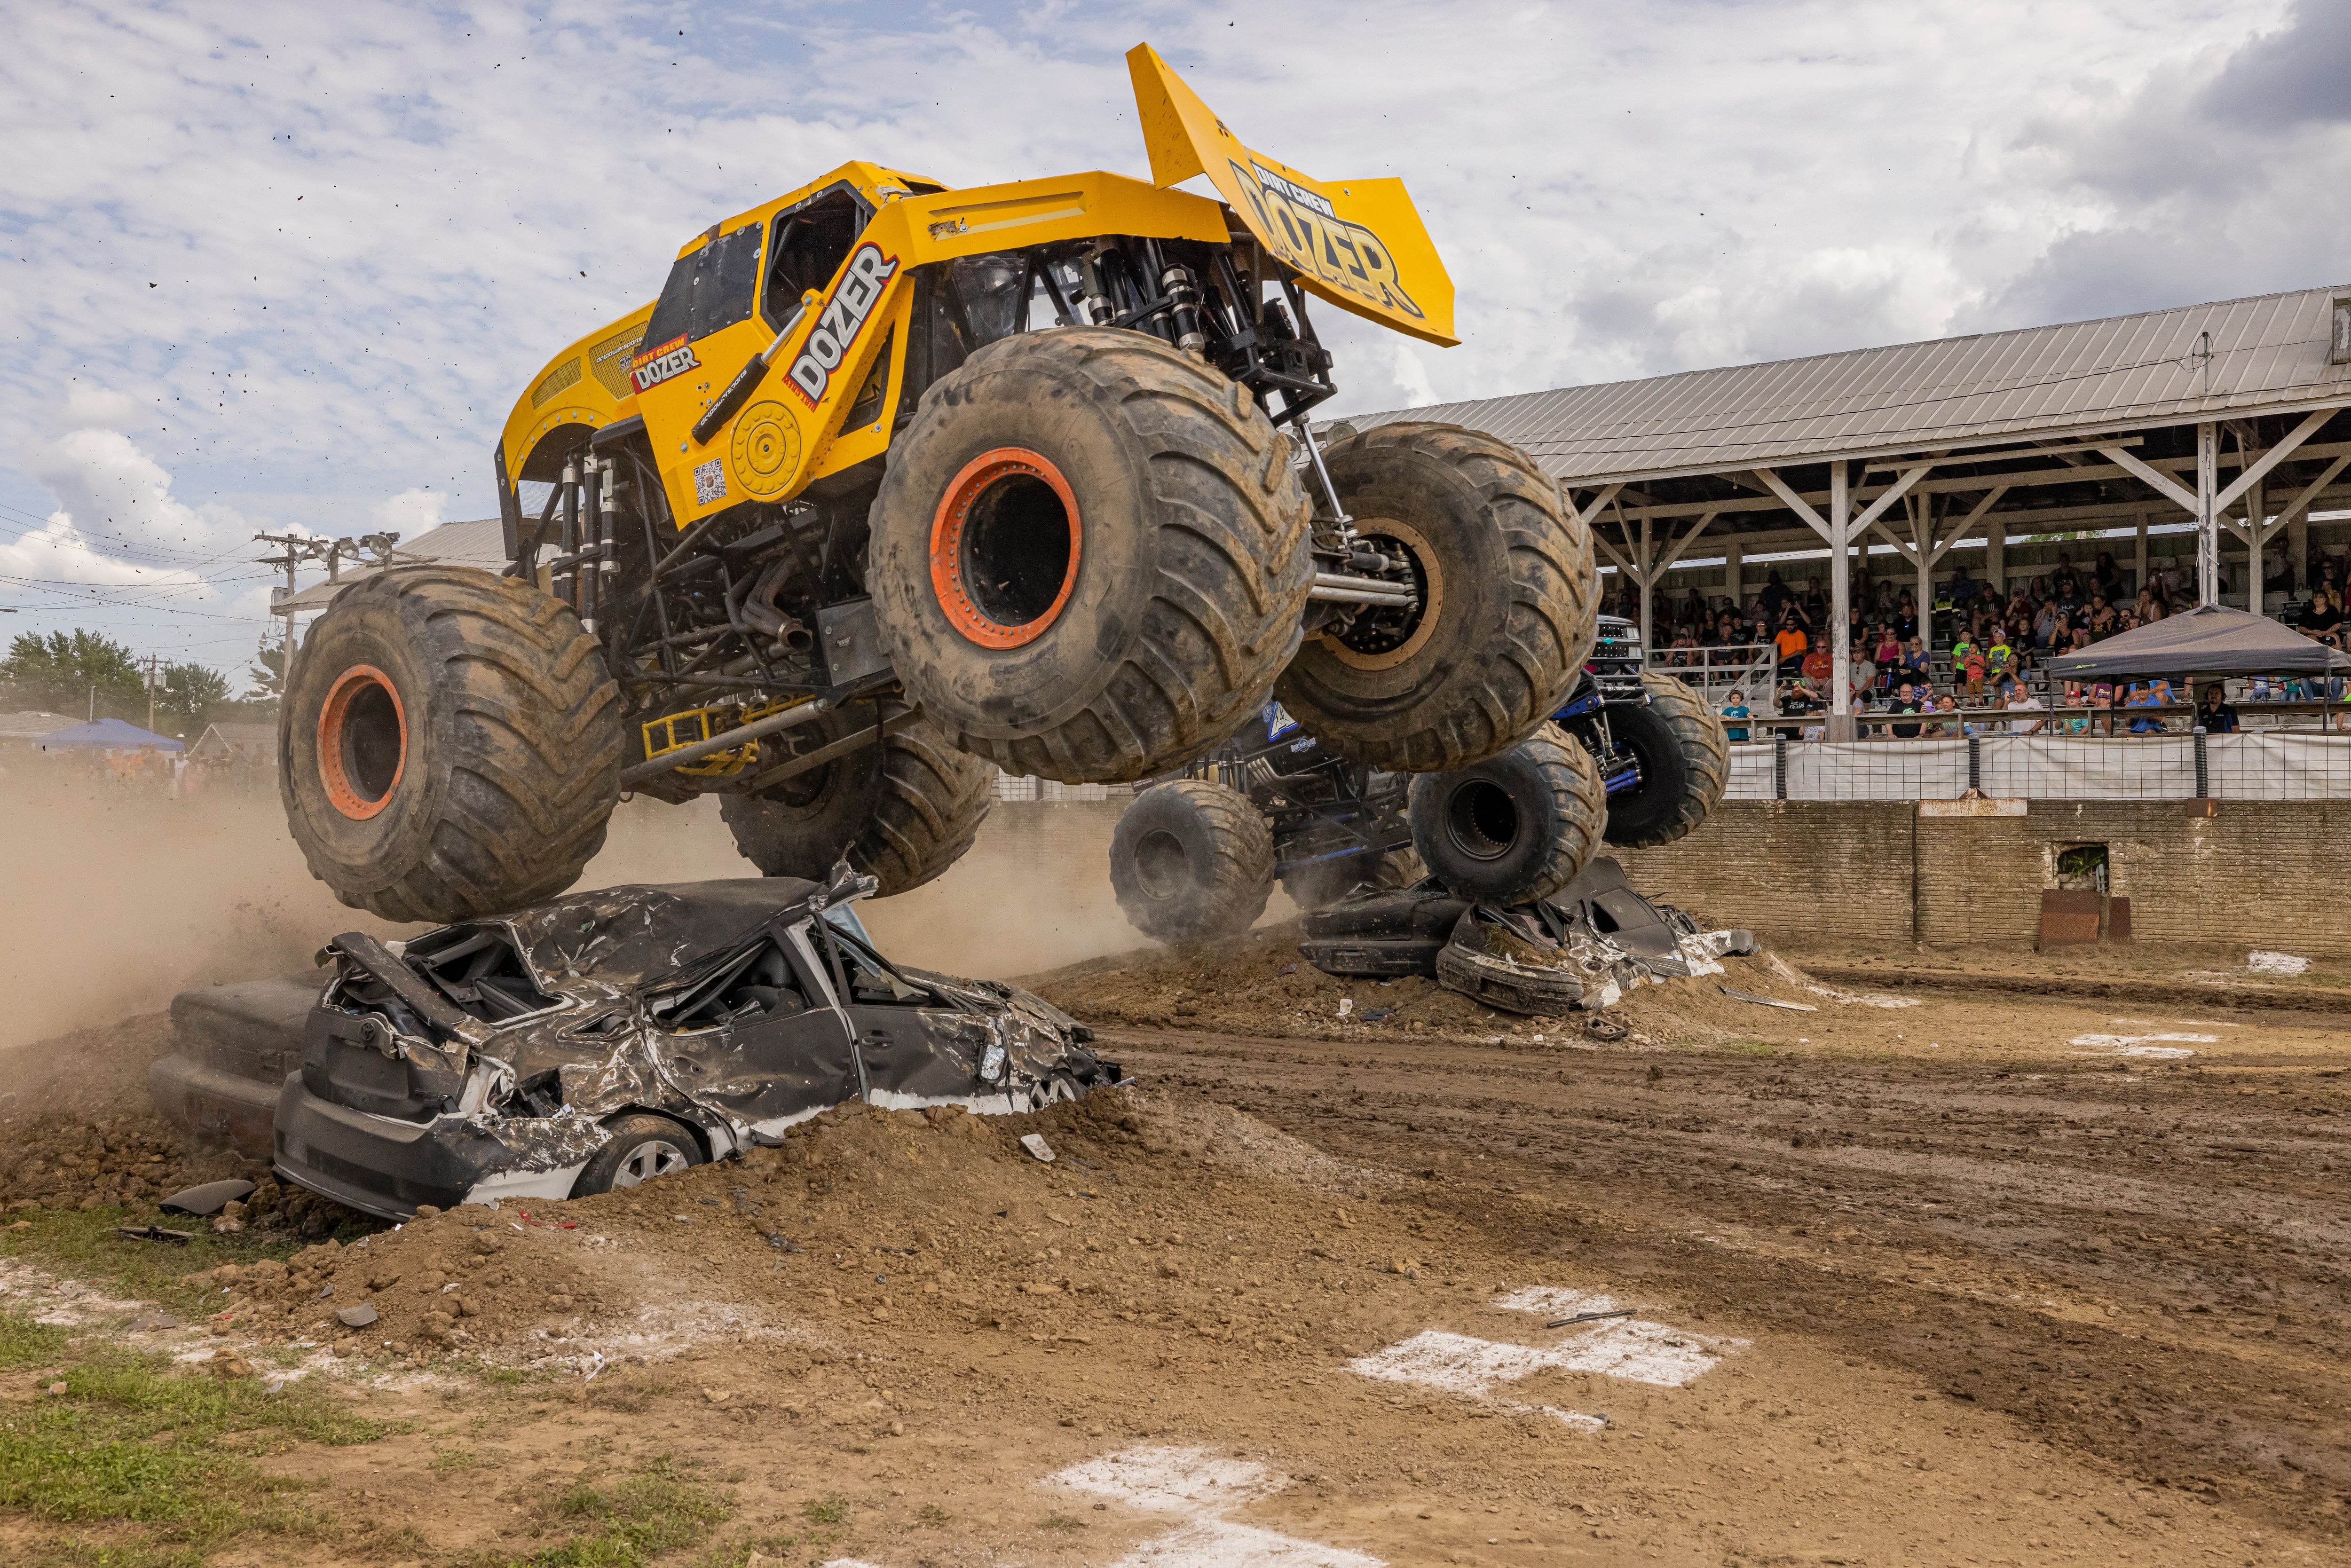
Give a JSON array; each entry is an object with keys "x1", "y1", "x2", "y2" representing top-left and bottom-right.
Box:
[
  {"x1": 1108, "y1": 779, "x2": 1275, "y2": 944},
  {"x1": 1408, "y1": 722, "x2": 1604, "y2": 906},
  {"x1": 1601, "y1": 671, "x2": 1731, "y2": 848},
  {"x1": 280, "y1": 566, "x2": 623, "y2": 923},
  {"x1": 574, "y1": 1114, "x2": 704, "y2": 1197},
  {"x1": 1275, "y1": 422, "x2": 1596, "y2": 772},
  {"x1": 869, "y1": 326, "x2": 1314, "y2": 783},
  {"x1": 720, "y1": 706, "x2": 993, "y2": 895}
]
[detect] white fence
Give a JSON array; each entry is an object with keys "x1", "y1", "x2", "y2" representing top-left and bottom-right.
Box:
[{"x1": 1726, "y1": 733, "x2": 2351, "y2": 801}]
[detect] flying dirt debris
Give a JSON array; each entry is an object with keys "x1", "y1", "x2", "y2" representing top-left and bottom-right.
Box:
[
  {"x1": 1301, "y1": 856, "x2": 1756, "y2": 1016},
  {"x1": 150, "y1": 866, "x2": 1118, "y2": 1219}
]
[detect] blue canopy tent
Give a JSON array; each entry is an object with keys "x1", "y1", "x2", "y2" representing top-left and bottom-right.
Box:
[{"x1": 34, "y1": 718, "x2": 185, "y2": 752}]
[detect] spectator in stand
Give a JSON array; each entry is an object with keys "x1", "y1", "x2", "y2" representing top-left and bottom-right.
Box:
[
  {"x1": 1801, "y1": 642, "x2": 1832, "y2": 686},
  {"x1": 2134, "y1": 584, "x2": 2166, "y2": 623},
  {"x1": 1949, "y1": 564, "x2": 1980, "y2": 606},
  {"x1": 1953, "y1": 630, "x2": 1986, "y2": 699},
  {"x1": 1873, "y1": 578, "x2": 1897, "y2": 617},
  {"x1": 1778, "y1": 678, "x2": 1822, "y2": 737},
  {"x1": 1889, "y1": 681, "x2": 1925, "y2": 739},
  {"x1": 2059, "y1": 688, "x2": 2091, "y2": 735},
  {"x1": 1873, "y1": 625, "x2": 1902, "y2": 686},
  {"x1": 2093, "y1": 550, "x2": 2123, "y2": 601},
  {"x1": 2067, "y1": 622, "x2": 2093, "y2": 655},
  {"x1": 1901, "y1": 635, "x2": 1930, "y2": 686},
  {"x1": 1722, "y1": 689, "x2": 1751, "y2": 742},
  {"x1": 1758, "y1": 569, "x2": 1794, "y2": 624},
  {"x1": 2033, "y1": 596, "x2": 2059, "y2": 649},
  {"x1": 1800, "y1": 575, "x2": 1829, "y2": 630},
  {"x1": 2299, "y1": 588, "x2": 2343, "y2": 642},
  {"x1": 2003, "y1": 679, "x2": 2047, "y2": 734},
  {"x1": 2124, "y1": 681, "x2": 2167, "y2": 733},
  {"x1": 1774, "y1": 613, "x2": 1809, "y2": 676},
  {"x1": 1934, "y1": 692, "x2": 1963, "y2": 735},
  {"x1": 1681, "y1": 585, "x2": 1708, "y2": 630},
  {"x1": 2199, "y1": 683, "x2": 2240, "y2": 733},
  {"x1": 1895, "y1": 589, "x2": 1919, "y2": 641},
  {"x1": 2051, "y1": 554, "x2": 2081, "y2": 602},
  {"x1": 2087, "y1": 593, "x2": 2116, "y2": 638}
]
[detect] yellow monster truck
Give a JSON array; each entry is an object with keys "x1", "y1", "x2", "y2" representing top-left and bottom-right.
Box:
[{"x1": 280, "y1": 46, "x2": 1599, "y2": 922}]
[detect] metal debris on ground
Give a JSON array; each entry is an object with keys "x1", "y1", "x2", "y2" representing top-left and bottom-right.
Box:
[
  {"x1": 158, "y1": 1179, "x2": 255, "y2": 1216},
  {"x1": 115, "y1": 1224, "x2": 195, "y2": 1244},
  {"x1": 1020, "y1": 1134, "x2": 1057, "y2": 1163},
  {"x1": 1548, "y1": 1308, "x2": 1640, "y2": 1328},
  {"x1": 336, "y1": 1303, "x2": 379, "y2": 1328},
  {"x1": 1719, "y1": 986, "x2": 1817, "y2": 1012},
  {"x1": 1303, "y1": 856, "x2": 1757, "y2": 1019}
]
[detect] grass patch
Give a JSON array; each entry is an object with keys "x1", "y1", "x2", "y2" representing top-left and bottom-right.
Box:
[
  {"x1": 472, "y1": 1455, "x2": 733, "y2": 1568},
  {"x1": 798, "y1": 1494, "x2": 848, "y2": 1525},
  {"x1": 916, "y1": 1502, "x2": 952, "y2": 1527},
  {"x1": 1040, "y1": 1511, "x2": 1086, "y2": 1531},
  {"x1": 0, "y1": 1308, "x2": 396, "y2": 1555},
  {"x1": 0, "y1": 1206, "x2": 337, "y2": 1314},
  {"x1": 16, "y1": 1537, "x2": 208, "y2": 1568}
]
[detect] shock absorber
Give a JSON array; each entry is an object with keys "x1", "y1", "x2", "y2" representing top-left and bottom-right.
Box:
[
  {"x1": 1077, "y1": 248, "x2": 1116, "y2": 326},
  {"x1": 1161, "y1": 262, "x2": 1207, "y2": 357},
  {"x1": 557, "y1": 457, "x2": 581, "y2": 611},
  {"x1": 578, "y1": 457, "x2": 604, "y2": 633},
  {"x1": 596, "y1": 457, "x2": 622, "y2": 616}
]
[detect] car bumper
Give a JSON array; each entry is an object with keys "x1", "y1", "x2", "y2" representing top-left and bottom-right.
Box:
[
  {"x1": 147, "y1": 1055, "x2": 283, "y2": 1163},
  {"x1": 272, "y1": 1080, "x2": 518, "y2": 1221}
]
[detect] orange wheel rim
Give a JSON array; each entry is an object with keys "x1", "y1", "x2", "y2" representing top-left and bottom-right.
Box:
[
  {"x1": 929, "y1": 447, "x2": 1082, "y2": 650},
  {"x1": 317, "y1": 664, "x2": 407, "y2": 820}
]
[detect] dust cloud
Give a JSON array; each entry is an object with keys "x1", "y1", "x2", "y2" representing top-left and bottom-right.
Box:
[{"x1": 0, "y1": 776, "x2": 1148, "y2": 1062}]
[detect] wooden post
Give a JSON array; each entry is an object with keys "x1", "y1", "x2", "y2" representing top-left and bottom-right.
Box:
[
  {"x1": 2135, "y1": 509, "x2": 2149, "y2": 599},
  {"x1": 1986, "y1": 518, "x2": 2006, "y2": 596},
  {"x1": 1638, "y1": 514, "x2": 1653, "y2": 653},
  {"x1": 1726, "y1": 539, "x2": 1744, "y2": 617},
  {"x1": 1829, "y1": 460, "x2": 1854, "y2": 737},
  {"x1": 2248, "y1": 475, "x2": 2265, "y2": 616}
]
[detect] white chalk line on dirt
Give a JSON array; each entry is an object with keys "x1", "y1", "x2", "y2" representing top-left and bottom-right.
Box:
[
  {"x1": 2069, "y1": 1032, "x2": 2213, "y2": 1059},
  {"x1": 1047, "y1": 1445, "x2": 1384, "y2": 1568},
  {"x1": 1345, "y1": 1287, "x2": 1742, "y2": 1430}
]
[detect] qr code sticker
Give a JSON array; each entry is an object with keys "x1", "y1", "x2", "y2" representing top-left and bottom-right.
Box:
[{"x1": 693, "y1": 459, "x2": 728, "y2": 505}]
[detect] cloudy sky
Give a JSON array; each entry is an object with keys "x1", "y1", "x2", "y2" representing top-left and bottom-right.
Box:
[{"x1": 0, "y1": 0, "x2": 2339, "y2": 683}]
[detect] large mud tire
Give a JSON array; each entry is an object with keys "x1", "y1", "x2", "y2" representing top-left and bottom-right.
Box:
[
  {"x1": 1108, "y1": 780, "x2": 1275, "y2": 945},
  {"x1": 280, "y1": 567, "x2": 622, "y2": 924},
  {"x1": 719, "y1": 708, "x2": 993, "y2": 896},
  {"x1": 1602, "y1": 672, "x2": 1731, "y2": 848},
  {"x1": 1275, "y1": 423, "x2": 1596, "y2": 772},
  {"x1": 1407, "y1": 723, "x2": 1605, "y2": 906},
  {"x1": 869, "y1": 326, "x2": 1314, "y2": 783}
]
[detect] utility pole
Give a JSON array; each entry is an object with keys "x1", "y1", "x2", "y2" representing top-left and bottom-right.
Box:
[
  {"x1": 139, "y1": 653, "x2": 175, "y2": 733},
  {"x1": 251, "y1": 531, "x2": 402, "y2": 689}
]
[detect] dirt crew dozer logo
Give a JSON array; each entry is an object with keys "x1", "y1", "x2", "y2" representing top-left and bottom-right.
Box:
[
  {"x1": 1230, "y1": 158, "x2": 1425, "y2": 325},
  {"x1": 787, "y1": 243, "x2": 898, "y2": 406},
  {"x1": 629, "y1": 335, "x2": 699, "y2": 394}
]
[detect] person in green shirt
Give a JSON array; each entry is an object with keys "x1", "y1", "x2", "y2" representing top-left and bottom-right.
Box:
[
  {"x1": 1953, "y1": 635, "x2": 1985, "y2": 700},
  {"x1": 1986, "y1": 635, "x2": 2015, "y2": 684}
]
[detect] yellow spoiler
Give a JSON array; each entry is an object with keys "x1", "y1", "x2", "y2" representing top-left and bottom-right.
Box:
[{"x1": 1127, "y1": 43, "x2": 1457, "y2": 347}]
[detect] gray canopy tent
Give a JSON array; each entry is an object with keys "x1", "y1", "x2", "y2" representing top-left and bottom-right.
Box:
[{"x1": 2046, "y1": 605, "x2": 2351, "y2": 680}]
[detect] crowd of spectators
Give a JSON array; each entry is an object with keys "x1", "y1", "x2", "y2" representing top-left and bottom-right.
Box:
[{"x1": 1606, "y1": 543, "x2": 2351, "y2": 742}]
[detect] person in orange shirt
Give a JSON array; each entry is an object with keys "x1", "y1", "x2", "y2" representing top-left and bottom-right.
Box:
[{"x1": 1773, "y1": 615, "x2": 1809, "y2": 675}]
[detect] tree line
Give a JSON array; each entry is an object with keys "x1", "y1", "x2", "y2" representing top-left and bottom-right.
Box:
[{"x1": 0, "y1": 629, "x2": 280, "y2": 735}]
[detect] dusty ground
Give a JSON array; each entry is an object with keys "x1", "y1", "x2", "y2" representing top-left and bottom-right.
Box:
[{"x1": 0, "y1": 919, "x2": 2345, "y2": 1567}]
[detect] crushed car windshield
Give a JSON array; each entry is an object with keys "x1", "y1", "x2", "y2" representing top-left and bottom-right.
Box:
[
  {"x1": 823, "y1": 927, "x2": 931, "y2": 1007},
  {"x1": 365, "y1": 925, "x2": 558, "y2": 1026}
]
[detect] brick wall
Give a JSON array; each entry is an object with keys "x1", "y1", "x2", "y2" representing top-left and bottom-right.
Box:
[
  {"x1": 1609, "y1": 803, "x2": 1915, "y2": 947},
  {"x1": 1611, "y1": 798, "x2": 2351, "y2": 953}
]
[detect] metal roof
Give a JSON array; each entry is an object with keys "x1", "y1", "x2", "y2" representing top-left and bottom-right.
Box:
[
  {"x1": 276, "y1": 518, "x2": 507, "y2": 614},
  {"x1": 1351, "y1": 284, "x2": 2351, "y2": 486}
]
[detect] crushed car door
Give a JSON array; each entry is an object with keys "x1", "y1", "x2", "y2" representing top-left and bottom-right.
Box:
[
  {"x1": 644, "y1": 924, "x2": 858, "y2": 1133},
  {"x1": 812, "y1": 921, "x2": 991, "y2": 1105}
]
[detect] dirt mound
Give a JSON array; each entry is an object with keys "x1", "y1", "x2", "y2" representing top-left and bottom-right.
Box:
[
  {"x1": 1022, "y1": 920, "x2": 1830, "y2": 1048},
  {"x1": 186, "y1": 1087, "x2": 1452, "y2": 1374}
]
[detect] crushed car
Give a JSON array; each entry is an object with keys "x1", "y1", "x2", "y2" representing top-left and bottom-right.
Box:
[
  {"x1": 1300, "y1": 855, "x2": 1757, "y2": 1016},
  {"x1": 151, "y1": 868, "x2": 1119, "y2": 1219}
]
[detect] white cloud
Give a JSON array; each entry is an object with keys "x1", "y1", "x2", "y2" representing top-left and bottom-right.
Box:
[
  {"x1": 0, "y1": 0, "x2": 2332, "y2": 669},
  {"x1": 371, "y1": 488, "x2": 450, "y2": 538}
]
